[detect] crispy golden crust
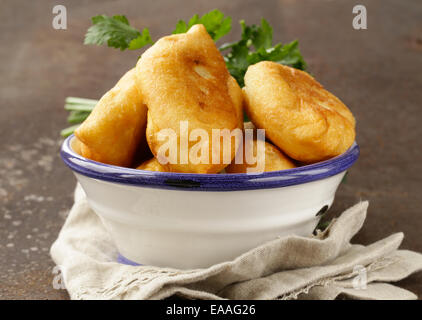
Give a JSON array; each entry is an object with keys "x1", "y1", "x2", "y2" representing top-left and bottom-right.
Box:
[
  {"x1": 71, "y1": 137, "x2": 83, "y2": 155},
  {"x1": 71, "y1": 136, "x2": 103, "y2": 161},
  {"x1": 226, "y1": 138, "x2": 296, "y2": 173},
  {"x1": 75, "y1": 69, "x2": 148, "y2": 167},
  {"x1": 227, "y1": 76, "x2": 245, "y2": 129},
  {"x1": 136, "y1": 24, "x2": 242, "y2": 173},
  {"x1": 243, "y1": 62, "x2": 356, "y2": 163},
  {"x1": 136, "y1": 158, "x2": 167, "y2": 172}
]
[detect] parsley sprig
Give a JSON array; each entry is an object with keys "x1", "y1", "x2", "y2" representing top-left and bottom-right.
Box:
[
  {"x1": 62, "y1": 10, "x2": 307, "y2": 137},
  {"x1": 220, "y1": 19, "x2": 306, "y2": 86},
  {"x1": 172, "y1": 9, "x2": 231, "y2": 41},
  {"x1": 84, "y1": 15, "x2": 153, "y2": 50}
]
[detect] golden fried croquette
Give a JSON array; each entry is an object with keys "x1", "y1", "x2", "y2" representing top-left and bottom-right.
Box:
[
  {"x1": 243, "y1": 62, "x2": 356, "y2": 163},
  {"x1": 227, "y1": 76, "x2": 245, "y2": 129},
  {"x1": 71, "y1": 136, "x2": 104, "y2": 160},
  {"x1": 226, "y1": 137, "x2": 296, "y2": 173},
  {"x1": 71, "y1": 136, "x2": 84, "y2": 155},
  {"x1": 136, "y1": 158, "x2": 167, "y2": 172},
  {"x1": 75, "y1": 69, "x2": 147, "y2": 167},
  {"x1": 136, "y1": 24, "x2": 242, "y2": 173},
  {"x1": 78, "y1": 140, "x2": 101, "y2": 160}
]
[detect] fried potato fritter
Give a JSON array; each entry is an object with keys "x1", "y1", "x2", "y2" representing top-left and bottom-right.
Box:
[
  {"x1": 71, "y1": 136, "x2": 84, "y2": 156},
  {"x1": 136, "y1": 24, "x2": 242, "y2": 173},
  {"x1": 227, "y1": 76, "x2": 245, "y2": 129},
  {"x1": 243, "y1": 62, "x2": 356, "y2": 163},
  {"x1": 226, "y1": 136, "x2": 296, "y2": 173},
  {"x1": 75, "y1": 69, "x2": 147, "y2": 167},
  {"x1": 136, "y1": 158, "x2": 167, "y2": 172}
]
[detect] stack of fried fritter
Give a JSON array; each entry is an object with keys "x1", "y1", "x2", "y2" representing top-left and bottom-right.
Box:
[{"x1": 74, "y1": 25, "x2": 355, "y2": 174}]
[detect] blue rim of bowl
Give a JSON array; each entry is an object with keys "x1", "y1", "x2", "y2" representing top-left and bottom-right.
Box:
[{"x1": 61, "y1": 134, "x2": 359, "y2": 191}]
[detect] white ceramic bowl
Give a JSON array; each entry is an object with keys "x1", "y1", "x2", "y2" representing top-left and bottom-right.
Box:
[{"x1": 61, "y1": 135, "x2": 359, "y2": 269}]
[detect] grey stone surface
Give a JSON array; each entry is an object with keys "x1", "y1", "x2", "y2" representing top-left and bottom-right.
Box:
[{"x1": 0, "y1": 0, "x2": 420, "y2": 299}]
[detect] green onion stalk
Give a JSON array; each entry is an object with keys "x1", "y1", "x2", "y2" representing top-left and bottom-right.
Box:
[{"x1": 60, "y1": 97, "x2": 98, "y2": 137}]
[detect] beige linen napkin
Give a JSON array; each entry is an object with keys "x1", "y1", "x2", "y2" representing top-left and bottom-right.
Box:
[{"x1": 50, "y1": 184, "x2": 422, "y2": 300}]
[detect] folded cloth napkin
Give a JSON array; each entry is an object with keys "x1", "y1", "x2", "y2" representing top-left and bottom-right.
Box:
[{"x1": 50, "y1": 184, "x2": 422, "y2": 300}]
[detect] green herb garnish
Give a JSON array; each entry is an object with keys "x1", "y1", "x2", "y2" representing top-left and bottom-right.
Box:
[
  {"x1": 61, "y1": 97, "x2": 97, "y2": 137},
  {"x1": 172, "y1": 9, "x2": 231, "y2": 41},
  {"x1": 84, "y1": 15, "x2": 152, "y2": 51},
  {"x1": 60, "y1": 124, "x2": 82, "y2": 138},
  {"x1": 220, "y1": 19, "x2": 306, "y2": 87}
]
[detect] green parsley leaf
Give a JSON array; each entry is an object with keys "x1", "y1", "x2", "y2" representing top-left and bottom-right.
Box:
[
  {"x1": 223, "y1": 43, "x2": 249, "y2": 87},
  {"x1": 128, "y1": 29, "x2": 153, "y2": 50},
  {"x1": 173, "y1": 20, "x2": 189, "y2": 34},
  {"x1": 84, "y1": 15, "x2": 152, "y2": 51},
  {"x1": 275, "y1": 40, "x2": 307, "y2": 70},
  {"x1": 172, "y1": 9, "x2": 231, "y2": 41},
  {"x1": 240, "y1": 19, "x2": 273, "y2": 50},
  {"x1": 220, "y1": 18, "x2": 306, "y2": 86}
]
